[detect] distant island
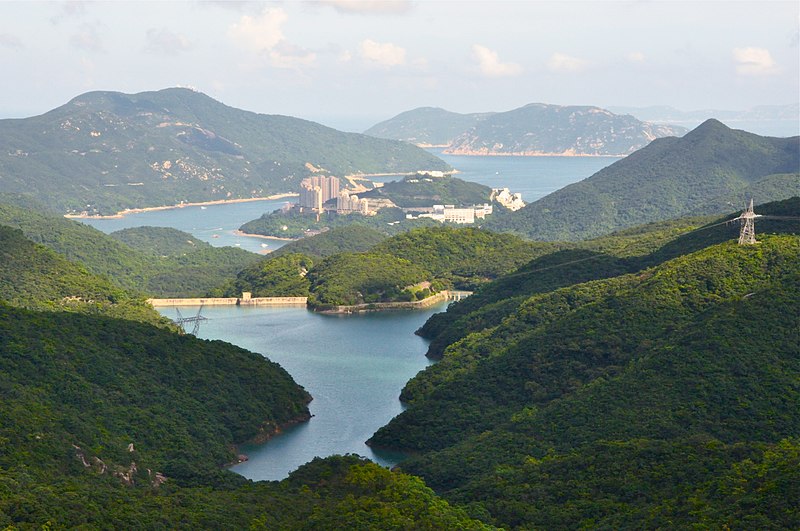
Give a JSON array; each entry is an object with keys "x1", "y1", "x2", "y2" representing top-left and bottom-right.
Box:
[
  {"x1": 365, "y1": 103, "x2": 686, "y2": 156},
  {"x1": 0, "y1": 88, "x2": 449, "y2": 215}
]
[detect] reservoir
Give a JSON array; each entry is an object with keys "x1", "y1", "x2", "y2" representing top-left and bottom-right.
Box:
[
  {"x1": 157, "y1": 303, "x2": 445, "y2": 480},
  {"x1": 89, "y1": 156, "x2": 619, "y2": 480}
]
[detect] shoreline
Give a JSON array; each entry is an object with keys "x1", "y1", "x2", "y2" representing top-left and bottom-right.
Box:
[
  {"x1": 441, "y1": 149, "x2": 625, "y2": 158},
  {"x1": 64, "y1": 193, "x2": 298, "y2": 220},
  {"x1": 234, "y1": 229, "x2": 297, "y2": 242},
  {"x1": 442, "y1": 150, "x2": 628, "y2": 159}
]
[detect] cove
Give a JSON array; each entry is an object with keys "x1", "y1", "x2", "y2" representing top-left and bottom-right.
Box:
[{"x1": 157, "y1": 303, "x2": 445, "y2": 480}]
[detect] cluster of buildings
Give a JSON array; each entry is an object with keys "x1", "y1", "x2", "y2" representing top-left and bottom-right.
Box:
[
  {"x1": 294, "y1": 174, "x2": 520, "y2": 225},
  {"x1": 296, "y1": 175, "x2": 373, "y2": 215},
  {"x1": 409, "y1": 204, "x2": 493, "y2": 224},
  {"x1": 298, "y1": 175, "x2": 341, "y2": 211}
]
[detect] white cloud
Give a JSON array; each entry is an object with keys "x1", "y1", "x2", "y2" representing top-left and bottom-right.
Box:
[
  {"x1": 228, "y1": 8, "x2": 315, "y2": 70},
  {"x1": 627, "y1": 51, "x2": 645, "y2": 63},
  {"x1": 145, "y1": 28, "x2": 192, "y2": 55},
  {"x1": 319, "y1": 1, "x2": 412, "y2": 15},
  {"x1": 733, "y1": 47, "x2": 778, "y2": 76},
  {"x1": 337, "y1": 49, "x2": 353, "y2": 63},
  {"x1": 472, "y1": 45, "x2": 521, "y2": 77},
  {"x1": 547, "y1": 52, "x2": 588, "y2": 73},
  {"x1": 228, "y1": 7, "x2": 286, "y2": 53},
  {"x1": 359, "y1": 39, "x2": 406, "y2": 67}
]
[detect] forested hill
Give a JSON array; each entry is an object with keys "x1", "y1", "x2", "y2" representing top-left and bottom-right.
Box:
[
  {"x1": 487, "y1": 119, "x2": 800, "y2": 240},
  {"x1": 364, "y1": 103, "x2": 685, "y2": 154},
  {"x1": 364, "y1": 107, "x2": 492, "y2": 146},
  {"x1": 0, "y1": 202, "x2": 258, "y2": 297},
  {"x1": 369, "y1": 230, "x2": 800, "y2": 528},
  {"x1": 0, "y1": 303, "x2": 489, "y2": 528},
  {"x1": 0, "y1": 88, "x2": 448, "y2": 215}
]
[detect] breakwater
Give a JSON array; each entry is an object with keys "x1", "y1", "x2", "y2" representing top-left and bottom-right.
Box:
[{"x1": 148, "y1": 296, "x2": 307, "y2": 307}]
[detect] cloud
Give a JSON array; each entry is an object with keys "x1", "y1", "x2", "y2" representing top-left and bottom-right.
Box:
[
  {"x1": 547, "y1": 52, "x2": 588, "y2": 73},
  {"x1": 145, "y1": 28, "x2": 192, "y2": 55},
  {"x1": 359, "y1": 39, "x2": 406, "y2": 67},
  {"x1": 319, "y1": 1, "x2": 412, "y2": 15},
  {"x1": 472, "y1": 45, "x2": 521, "y2": 77},
  {"x1": 70, "y1": 24, "x2": 104, "y2": 52},
  {"x1": 0, "y1": 33, "x2": 23, "y2": 49},
  {"x1": 733, "y1": 47, "x2": 778, "y2": 76},
  {"x1": 228, "y1": 7, "x2": 287, "y2": 53},
  {"x1": 228, "y1": 7, "x2": 315, "y2": 69},
  {"x1": 269, "y1": 41, "x2": 317, "y2": 69},
  {"x1": 627, "y1": 51, "x2": 645, "y2": 63}
]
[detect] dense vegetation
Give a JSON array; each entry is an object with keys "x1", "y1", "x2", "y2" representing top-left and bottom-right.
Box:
[
  {"x1": 364, "y1": 106, "x2": 492, "y2": 146},
  {"x1": 0, "y1": 303, "x2": 490, "y2": 529},
  {"x1": 306, "y1": 252, "x2": 432, "y2": 308},
  {"x1": 360, "y1": 174, "x2": 492, "y2": 208},
  {"x1": 229, "y1": 226, "x2": 550, "y2": 308},
  {"x1": 487, "y1": 119, "x2": 800, "y2": 240},
  {"x1": 239, "y1": 206, "x2": 438, "y2": 239},
  {"x1": 269, "y1": 225, "x2": 389, "y2": 260},
  {"x1": 0, "y1": 226, "x2": 167, "y2": 325},
  {"x1": 364, "y1": 206, "x2": 800, "y2": 528},
  {"x1": 419, "y1": 198, "x2": 798, "y2": 359},
  {"x1": 219, "y1": 253, "x2": 314, "y2": 298},
  {"x1": 0, "y1": 88, "x2": 448, "y2": 215},
  {"x1": 0, "y1": 202, "x2": 259, "y2": 297}
]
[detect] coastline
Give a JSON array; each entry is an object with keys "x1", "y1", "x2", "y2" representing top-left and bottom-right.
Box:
[
  {"x1": 234, "y1": 229, "x2": 297, "y2": 242},
  {"x1": 64, "y1": 193, "x2": 298, "y2": 220},
  {"x1": 441, "y1": 149, "x2": 625, "y2": 157}
]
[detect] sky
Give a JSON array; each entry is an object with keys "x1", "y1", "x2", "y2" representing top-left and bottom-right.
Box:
[{"x1": 1, "y1": 0, "x2": 798, "y2": 131}]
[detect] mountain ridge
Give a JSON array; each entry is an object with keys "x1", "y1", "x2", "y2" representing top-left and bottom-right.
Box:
[
  {"x1": 364, "y1": 102, "x2": 686, "y2": 155},
  {"x1": 0, "y1": 88, "x2": 448, "y2": 215}
]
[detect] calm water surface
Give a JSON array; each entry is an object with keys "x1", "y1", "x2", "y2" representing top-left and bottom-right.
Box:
[
  {"x1": 158, "y1": 304, "x2": 443, "y2": 480},
  {"x1": 79, "y1": 198, "x2": 292, "y2": 253}
]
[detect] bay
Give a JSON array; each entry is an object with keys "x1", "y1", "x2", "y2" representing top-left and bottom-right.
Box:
[
  {"x1": 427, "y1": 148, "x2": 620, "y2": 204},
  {"x1": 158, "y1": 304, "x2": 443, "y2": 480},
  {"x1": 78, "y1": 198, "x2": 293, "y2": 254}
]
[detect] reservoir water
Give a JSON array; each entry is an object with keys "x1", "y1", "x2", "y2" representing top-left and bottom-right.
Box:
[
  {"x1": 157, "y1": 303, "x2": 444, "y2": 480},
  {"x1": 82, "y1": 155, "x2": 619, "y2": 480}
]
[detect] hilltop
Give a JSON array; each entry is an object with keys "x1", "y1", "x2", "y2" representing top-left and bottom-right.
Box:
[
  {"x1": 364, "y1": 103, "x2": 685, "y2": 155},
  {"x1": 0, "y1": 88, "x2": 448, "y2": 215},
  {"x1": 487, "y1": 119, "x2": 800, "y2": 240}
]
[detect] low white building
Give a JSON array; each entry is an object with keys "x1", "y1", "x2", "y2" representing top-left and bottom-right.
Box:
[{"x1": 418, "y1": 204, "x2": 493, "y2": 224}]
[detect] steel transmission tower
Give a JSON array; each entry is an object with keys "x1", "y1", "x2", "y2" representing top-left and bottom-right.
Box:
[
  {"x1": 174, "y1": 305, "x2": 208, "y2": 335},
  {"x1": 736, "y1": 199, "x2": 760, "y2": 245}
]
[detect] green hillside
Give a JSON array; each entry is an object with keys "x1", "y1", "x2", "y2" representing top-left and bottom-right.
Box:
[
  {"x1": 420, "y1": 198, "x2": 799, "y2": 359},
  {"x1": 487, "y1": 119, "x2": 799, "y2": 240},
  {"x1": 269, "y1": 225, "x2": 389, "y2": 259},
  {"x1": 0, "y1": 303, "x2": 491, "y2": 529},
  {"x1": 0, "y1": 203, "x2": 258, "y2": 297},
  {"x1": 228, "y1": 226, "x2": 551, "y2": 307},
  {"x1": 446, "y1": 103, "x2": 686, "y2": 155},
  {"x1": 0, "y1": 226, "x2": 166, "y2": 325},
  {"x1": 361, "y1": 174, "x2": 492, "y2": 208},
  {"x1": 0, "y1": 88, "x2": 449, "y2": 215},
  {"x1": 364, "y1": 106, "x2": 491, "y2": 145},
  {"x1": 365, "y1": 223, "x2": 800, "y2": 528}
]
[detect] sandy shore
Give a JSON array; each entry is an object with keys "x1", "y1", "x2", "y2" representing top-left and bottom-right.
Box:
[{"x1": 64, "y1": 193, "x2": 298, "y2": 220}]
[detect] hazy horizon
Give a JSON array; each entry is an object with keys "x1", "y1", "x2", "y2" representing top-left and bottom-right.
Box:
[{"x1": 1, "y1": 0, "x2": 798, "y2": 131}]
